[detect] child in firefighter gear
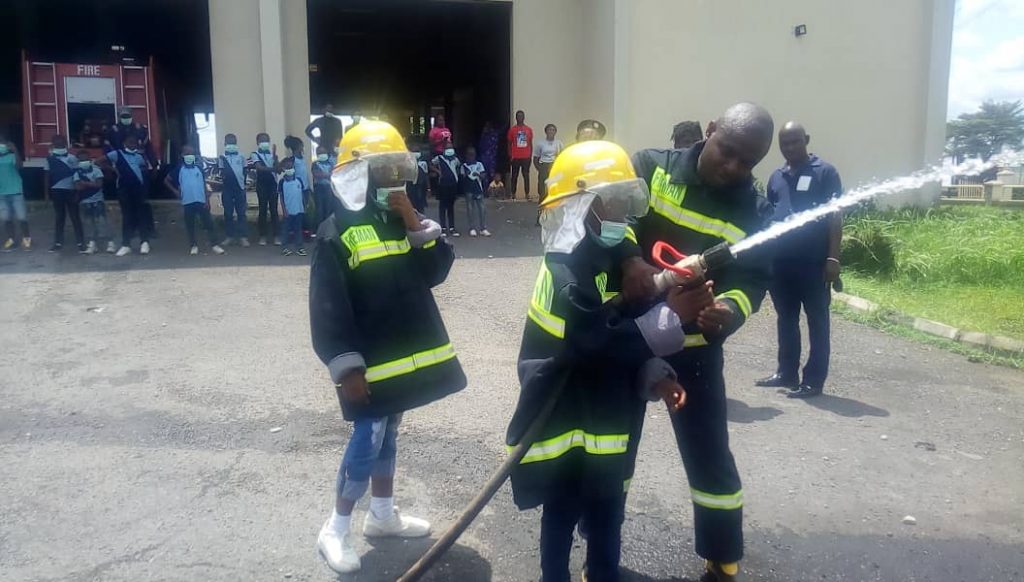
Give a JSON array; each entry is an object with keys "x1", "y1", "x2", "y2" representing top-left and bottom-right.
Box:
[
  {"x1": 309, "y1": 121, "x2": 467, "y2": 575},
  {"x1": 507, "y1": 140, "x2": 696, "y2": 582}
]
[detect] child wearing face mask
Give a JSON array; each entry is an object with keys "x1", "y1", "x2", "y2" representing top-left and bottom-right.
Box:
[
  {"x1": 430, "y1": 140, "x2": 461, "y2": 237},
  {"x1": 218, "y1": 133, "x2": 250, "y2": 247},
  {"x1": 44, "y1": 135, "x2": 85, "y2": 252},
  {"x1": 312, "y1": 145, "x2": 335, "y2": 226},
  {"x1": 106, "y1": 134, "x2": 152, "y2": 256},
  {"x1": 460, "y1": 146, "x2": 490, "y2": 237},
  {"x1": 278, "y1": 158, "x2": 306, "y2": 256},
  {"x1": 0, "y1": 137, "x2": 30, "y2": 251},
  {"x1": 74, "y1": 157, "x2": 115, "y2": 254},
  {"x1": 164, "y1": 145, "x2": 225, "y2": 256},
  {"x1": 250, "y1": 133, "x2": 280, "y2": 246}
]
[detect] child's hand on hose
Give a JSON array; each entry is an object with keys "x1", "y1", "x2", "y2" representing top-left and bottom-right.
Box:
[
  {"x1": 654, "y1": 377, "x2": 687, "y2": 412},
  {"x1": 338, "y1": 370, "x2": 370, "y2": 405}
]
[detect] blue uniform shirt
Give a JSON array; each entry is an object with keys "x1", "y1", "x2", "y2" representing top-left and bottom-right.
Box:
[
  {"x1": 174, "y1": 164, "x2": 207, "y2": 205},
  {"x1": 106, "y1": 150, "x2": 146, "y2": 186},
  {"x1": 313, "y1": 160, "x2": 333, "y2": 186},
  {"x1": 433, "y1": 155, "x2": 461, "y2": 186},
  {"x1": 0, "y1": 152, "x2": 23, "y2": 196},
  {"x1": 280, "y1": 177, "x2": 304, "y2": 215},
  {"x1": 766, "y1": 154, "x2": 842, "y2": 262},
  {"x1": 292, "y1": 154, "x2": 309, "y2": 191},
  {"x1": 45, "y1": 153, "x2": 79, "y2": 190},
  {"x1": 219, "y1": 151, "x2": 246, "y2": 192},
  {"x1": 74, "y1": 167, "x2": 106, "y2": 204}
]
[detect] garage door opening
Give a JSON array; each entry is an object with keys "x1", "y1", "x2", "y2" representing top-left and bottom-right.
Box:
[{"x1": 307, "y1": 0, "x2": 511, "y2": 153}]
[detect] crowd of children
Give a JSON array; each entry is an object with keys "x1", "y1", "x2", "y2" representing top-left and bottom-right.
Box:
[{"x1": 1, "y1": 130, "x2": 509, "y2": 256}]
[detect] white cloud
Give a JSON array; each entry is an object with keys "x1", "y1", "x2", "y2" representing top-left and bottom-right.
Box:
[{"x1": 948, "y1": 1, "x2": 1024, "y2": 118}]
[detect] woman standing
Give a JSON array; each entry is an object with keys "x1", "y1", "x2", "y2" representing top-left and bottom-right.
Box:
[
  {"x1": 478, "y1": 121, "x2": 499, "y2": 178},
  {"x1": 533, "y1": 124, "x2": 563, "y2": 203}
]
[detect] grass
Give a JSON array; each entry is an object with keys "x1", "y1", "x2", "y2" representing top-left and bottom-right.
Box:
[{"x1": 840, "y1": 205, "x2": 1024, "y2": 341}]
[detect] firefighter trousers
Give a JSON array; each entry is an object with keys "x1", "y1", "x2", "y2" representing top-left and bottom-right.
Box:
[{"x1": 671, "y1": 346, "x2": 744, "y2": 563}]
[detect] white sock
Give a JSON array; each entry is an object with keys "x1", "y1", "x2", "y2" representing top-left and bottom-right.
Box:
[
  {"x1": 369, "y1": 496, "x2": 395, "y2": 520},
  {"x1": 327, "y1": 510, "x2": 351, "y2": 535}
]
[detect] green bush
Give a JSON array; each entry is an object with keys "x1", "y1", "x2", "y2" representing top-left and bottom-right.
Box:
[{"x1": 841, "y1": 218, "x2": 898, "y2": 277}]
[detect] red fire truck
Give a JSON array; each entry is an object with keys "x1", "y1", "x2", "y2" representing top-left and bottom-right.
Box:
[{"x1": 20, "y1": 50, "x2": 162, "y2": 171}]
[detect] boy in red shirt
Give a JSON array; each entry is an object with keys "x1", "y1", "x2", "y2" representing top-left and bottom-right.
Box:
[{"x1": 507, "y1": 110, "x2": 534, "y2": 200}]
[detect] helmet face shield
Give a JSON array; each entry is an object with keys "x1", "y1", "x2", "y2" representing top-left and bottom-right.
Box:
[
  {"x1": 587, "y1": 178, "x2": 650, "y2": 222},
  {"x1": 364, "y1": 152, "x2": 418, "y2": 186}
]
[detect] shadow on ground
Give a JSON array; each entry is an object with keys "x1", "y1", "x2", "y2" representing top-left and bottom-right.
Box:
[
  {"x1": 726, "y1": 398, "x2": 784, "y2": 424},
  {"x1": 800, "y1": 393, "x2": 890, "y2": 418},
  {"x1": 337, "y1": 539, "x2": 491, "y2": 582}
]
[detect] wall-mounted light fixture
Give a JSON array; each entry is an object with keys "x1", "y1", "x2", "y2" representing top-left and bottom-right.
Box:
[{"x1": 794, "y1": 24, "x2": 808, "y2": 37}]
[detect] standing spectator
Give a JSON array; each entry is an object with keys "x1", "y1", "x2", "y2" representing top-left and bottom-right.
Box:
[
  {"x1": 431, "y1": 141, "x2": 461, "y2": 237},
  {"x1": 428, "y1": 113, "x2": 453, "y2": 156},
  {"x1": 74, "y1": 157, "x2": 115, "y2": 254},
  {"x1": 461, "y1": 146, "x2": 490, "y2": 237},
  {"x1": 44, "y1": 135, "x2": 85, "y2": 252},
  {"x1": 507, "y1": 110, "x2": 534, "y2": 200},
  {"x1": 406, "y1": 149, "x2": 430, "y2": 214},
  {"x1": 671, "y1": 121, "x2": 704, "y2": 149},
  {"x1": 532, "y1": 124, "x2": 563, "y2": 202},
  {"x1": 757, "y1": 122, "x2": 843, "y2": 399},
  {"x1": 219, "y1": 133, "x2": 250, "y2": 247},
  {"x1": 107, "y1": 134, "x2": 151, "y2": 256},
  {"x1": 278, "y1": 159, "x2": 306, "y2": 256},
  {"x1": 575, "y1": 119, "x2": 607, "y2": 143},
  {"x1": 478, "y1": 121, "x2": 500, "y2": 177},
  {"x1": 312, "y1": 145, "x2": 335, "y2": 225},
  {"x1": 0, "y1": 137, "x2": 30, "y2": 251},
  {"x1": 283, "y1": 135, "x2": 313, "y2": 235},
  {"x1": 306, "y1": 103, "x2": 344, "y2": 151},
  {"x1": 164, "y1": 145, "x2": 225, "y2": 256},
  {"x1": 251, "y1": 133, "x2": 280, "y2": 246}
]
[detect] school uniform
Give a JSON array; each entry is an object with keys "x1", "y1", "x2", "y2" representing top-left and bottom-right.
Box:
[
  {"x1": 250, "y1": 149, "x2": 279, "y2": 239},
  {"x1": 432, "y1": 154, "x2": 460, "y2": 231},
  {"x1": 75, "y1": 166, "x2": 111, "y2": 246},
  {"x1": 406, "y1": 160, "x2": 430, "y2": 214},
  {"x1": 280, "y1": 176, "x2": 305, "y2": 250},
  {"x1": 46, "y1": 152, "x2": 84, "y2": 247},
  {"x1": 313, "y1": 159, "x2": 336, "y2": 226},
  {"x1": 170, "y1": 163, "x2": 219, "y2": 247},
  {"x1": 461, "y1": 160, "x2": 487, "y2": 231},
  {"x1": 219, "y1": 149, "x2": 248, "y2": 239},
  {"x1": 106, "y1": 149, "x2": 151, "y2": 247}
]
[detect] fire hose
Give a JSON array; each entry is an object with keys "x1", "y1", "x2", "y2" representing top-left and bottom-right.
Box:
[{"x1": 396, "y1": 241, "x2": 736, "y2": 582}]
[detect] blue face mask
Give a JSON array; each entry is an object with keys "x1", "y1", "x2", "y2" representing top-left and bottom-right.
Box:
[
  {"x1": 444, "y1": 148, "x2": 455, "y2": 158},
  {"x1": 590, "y1": 210, "x2": 628, "y2": 247},
  {"x1": 225, "y1": 144, "x2": 239, "y2": 154},
  {"x1": 78, "y1": 160, "x2": 92, "y2": 170},
  {"x1": 0, "y1": 144, "x2": 8, "y2": 155},
  {"x1": 317, "y1": 153, "x2": 329, "y2": 162},
  {"x1": 183, "y1": 154, "x2": 196, "y2": 165},
  {"x1": 375, "y1": 186, "x2": 405, "y2": 209},
  {"x1": 119, "y1": 116, "x2": 132, "y2": 126},
  {"x1": 258, "y1": 142, "x2": 271, "y2": 152},
  {"x1": 53, "y1": 148, "x2": 68, "y2": 156}
]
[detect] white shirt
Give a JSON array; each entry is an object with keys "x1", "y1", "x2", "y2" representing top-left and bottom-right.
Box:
[{"x1": 533, "y1": 139, "x2": 563, "y2": 164}]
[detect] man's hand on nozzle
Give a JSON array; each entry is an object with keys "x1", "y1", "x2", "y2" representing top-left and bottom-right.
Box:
[
  {"x1": 337, "y1": 369, "x2": 370, "y2": 405},
  {"x1": 621, "y1": 257, "x2": 659, "y2": 304},
  {"x1": 654, "y1": 377, "x2": 687, "y2": 412},
  {"x1": 697, "y1": 300, "x2": 736, "y2": 337},
  {"x1": 387, "y1": 191, "x2": 423, "y2": 232},
  {"x1": 666, "y1": 280, "x2": 715, "y2": 323}
]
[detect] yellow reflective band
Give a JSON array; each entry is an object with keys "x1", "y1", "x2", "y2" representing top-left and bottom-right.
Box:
[
  {"x1": 527, "y1": 261, "x2": 566, "y2": 338},
  {"x1": 515, "y1": 429, "x2": 630, "y2": 464},
  {"x1": 594, "y1": 272, "x2": 619, "y2": 303},
  {"x1": 625, "y1": 226, "x2": 637, "y2": 244},
  {"x1": 684, "y1": 333, "x2": 708, "y2": 348},
  {"x1": 423, "y1": 239, "x2": 437, "y2": 249},
  {"x1": 650, "y1": 196, "x2": 747, "y2": 244},
  {"x1": 717, "y1": 289, "x2": 752, "y2": 318},
  {"x1": 339, "y1": 225, "x2": 413, "y2": 269},
  {"x1": 650, "y1": 167, "x2": 687, "y2": 205},
  {"x1": 690, "y1": 487, "x2": 743, "y2": 510},
  {"x1": 364, "y1": 343, "x2": 457, "y2": 383}
]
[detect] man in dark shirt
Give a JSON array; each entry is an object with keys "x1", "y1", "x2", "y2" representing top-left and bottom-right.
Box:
[
  {"x1": 305, "y1": 103, "x2": 344, "y2": 151},
  {"x1": 757, "y1": 122, "x2": 843, "y2": 399}
]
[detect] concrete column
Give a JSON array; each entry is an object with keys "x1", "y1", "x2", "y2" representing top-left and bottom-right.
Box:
[
  {"x1": 259, "y1": 0, "x2": 288, "y2": 146},
  {"x1": 920, "y1": 0, "x2": 955, "y2": 205}
]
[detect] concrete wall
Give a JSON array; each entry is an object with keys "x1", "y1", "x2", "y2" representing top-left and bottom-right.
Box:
[{"x1": 209, "y1": 0, "x2": 311, "y2": 154}]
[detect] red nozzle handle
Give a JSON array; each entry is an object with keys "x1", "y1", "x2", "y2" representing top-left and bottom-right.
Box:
[{"x1": 651, "y1": 241, "x2": 695, "y2": 279}]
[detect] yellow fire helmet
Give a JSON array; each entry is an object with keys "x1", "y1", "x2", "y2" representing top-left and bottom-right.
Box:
[
  {"x1": 539, "y1": 140, "x2": 649, "y2": 253},
  {"x1": 331, "y1": 120, "x2": 418, "y2": 211}
]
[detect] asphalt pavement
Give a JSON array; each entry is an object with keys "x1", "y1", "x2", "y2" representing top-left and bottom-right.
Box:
[{"x1": 1, "y1": 200, "x2": 1022, "y2": 582}]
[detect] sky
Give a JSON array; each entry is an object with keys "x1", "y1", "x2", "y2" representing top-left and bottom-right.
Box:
[{"x1": 948, "y1": 0, "x2": 1024, "y2": 119}]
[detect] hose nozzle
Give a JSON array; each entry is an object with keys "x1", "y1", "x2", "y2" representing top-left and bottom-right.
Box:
[{"x1": 651, "y1": 241, "x2": 735, "y2": 294}]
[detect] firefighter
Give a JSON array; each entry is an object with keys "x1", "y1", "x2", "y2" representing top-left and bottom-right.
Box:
[
  {"x1": 623, "y1": 102, "x2": 775, "y2": 582},
  {"x1": 309, "y1": 120, "x2": 467, "y2": 574},
  {"x1": 507, "y1": 140, "x2": 695, "y2": 582}
]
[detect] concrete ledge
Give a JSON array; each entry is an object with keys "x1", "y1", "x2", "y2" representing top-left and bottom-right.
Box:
[{"x1": 833, "y1": 292, "x2": 1024, "y2": 357}]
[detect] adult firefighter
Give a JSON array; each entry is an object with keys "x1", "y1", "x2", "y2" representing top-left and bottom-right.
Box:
[
  {"x1": 507, "y1": 140, "x2": 701, "y2": 582},
  {"x1": 309, "y1": 120, "x2": 467, "y2": 574},
  {"x1": 622, "y1": 102, "x2": 775, "y2": 582}
]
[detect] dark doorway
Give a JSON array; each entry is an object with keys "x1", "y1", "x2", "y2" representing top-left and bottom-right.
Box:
[{"x1": 307, "y1": 0, "x2": 511, "y2": 153}]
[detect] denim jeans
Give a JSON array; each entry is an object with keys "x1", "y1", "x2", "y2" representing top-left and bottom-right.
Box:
[
  {"x1": 466, "y1": 196, "x2": 487, "y2": 231},
  {"x1": 81, "y1": 201, "x2": 111, "y2": 243},
  {"x1": 282, "y1": 213, "x2": 304, "y2": 249},
  {"x1": 336, "y1": 414, "x2": 402, "y2": 503},
  {"x1": 221, "y1": 188, "x2": 248, "y2": 239}
]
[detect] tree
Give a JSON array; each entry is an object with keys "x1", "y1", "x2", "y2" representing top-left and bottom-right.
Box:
[{"x1": 946, "y1": 100, "x2": 1024, "y2": 163}]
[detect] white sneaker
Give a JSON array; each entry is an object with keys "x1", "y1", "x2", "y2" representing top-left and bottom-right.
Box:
[
  {"x1": 482, "y1": 229, "x2": 492, "y2": 237},
  {"x1": 469, "y1": 229, "x2": 478, "y2": 237},
  {"x1": 221, "y1": 237, "x2": 234, "y2": 247},
  {"x1": 363, "y1": 507, "x2": 431, "y2": 539},
  {"x1": 212, "y1": 245, "x2": 226, "y2": 255},
  {"x1": 240, "y1": 237, "x2": 251, "y2": 248},
  {"x1": 140, "y1": 241, "x2": 151, "y2": 255},
  {"x1": 83, "y1": 241, "x2": 97, "y2": 255},
  {"x1": 258, "y1": 237, "x2": 267, "y2": 246},
  {"x1": 106, "y1": 241, "x2": 117, "y2": 254},
  {"x1": 115, "y1": 246, "x2": 132, "y2": 257},
  {"x1": 316, "y1": 522, "x2": 360, "y2": 574},
  {"x1": 189, "y1": 245, "x2": 199, "y2": 256},
  {"x1": 273, "y1": 236, "x2": 282, "y2": 246}
]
